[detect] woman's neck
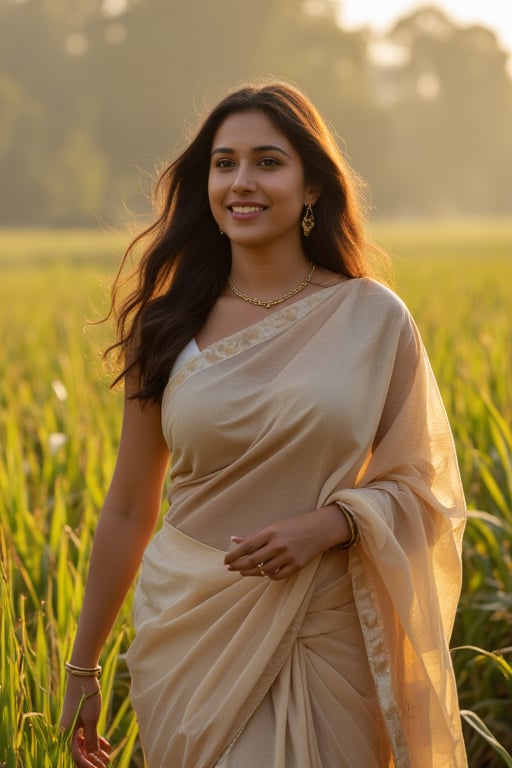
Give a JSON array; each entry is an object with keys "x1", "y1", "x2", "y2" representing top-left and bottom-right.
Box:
[{"x1": 229, "y1": 244, "x2": 311, "y2": 296}]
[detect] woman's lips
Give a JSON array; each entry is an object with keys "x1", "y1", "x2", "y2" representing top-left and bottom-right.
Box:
[{"x1": 228, "y1": 204, "x2": 267, "y2": 218}]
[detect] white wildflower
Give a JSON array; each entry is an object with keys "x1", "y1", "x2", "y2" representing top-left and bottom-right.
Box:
[
  {"x1": 48, "y1": 432, "x2": 67, "y2": 454},
  {"x1": 51, "y1": 380, "x2": 68, "y2": 402}
]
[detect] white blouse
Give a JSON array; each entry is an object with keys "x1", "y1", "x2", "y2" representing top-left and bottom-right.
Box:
[{"x1": 170, "y1": 338, "x2": 200, "y2": 378}]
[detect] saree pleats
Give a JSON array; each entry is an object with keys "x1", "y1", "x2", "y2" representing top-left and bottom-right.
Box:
[
  {"x1": 128, "y1": 524, "x2": 321, "y2": 767},
  {"x1": 221, "y1": 547, "x2": 392, "y2": 767},
  {"x1": 128, "y1": 528, "x2": 390, "y2": 767},
  {"x1": 126, "y1": 278, "x2": 467, "y2": 767}
]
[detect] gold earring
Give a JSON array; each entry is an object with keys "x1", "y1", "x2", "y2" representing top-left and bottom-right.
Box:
[{"x1": 301, "y1": 203, "x2": 315, "y2": 237}]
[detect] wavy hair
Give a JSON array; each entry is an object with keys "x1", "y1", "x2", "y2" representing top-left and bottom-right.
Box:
[{"x1": 107, "y1": 80, "x2": 384, "y2": 401}]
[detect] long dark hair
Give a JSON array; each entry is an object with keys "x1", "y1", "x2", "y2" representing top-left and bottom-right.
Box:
[{"x1": 107, "y1": 80, "x2": 382, "y2": 402}]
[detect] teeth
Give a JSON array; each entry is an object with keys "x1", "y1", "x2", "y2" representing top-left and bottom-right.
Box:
[{"x1": 231, "y1": 206, "x2": 264, "y2": 213}]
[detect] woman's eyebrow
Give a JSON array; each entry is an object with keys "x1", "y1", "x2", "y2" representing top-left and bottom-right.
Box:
[{"x1": 211, "y1": 145, "x2": 291, "y2": 157}]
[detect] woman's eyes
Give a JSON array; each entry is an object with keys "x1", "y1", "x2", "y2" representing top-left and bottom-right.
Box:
[
  {"x1": 214, "y1": 157, "x2": 280, "y2": 169},
  {"x1": 257, "y1": 157, "x2": 280, "y2": 167},
  {"x1": 215, "y1": 159, "x2": 235, "y2": 168}
]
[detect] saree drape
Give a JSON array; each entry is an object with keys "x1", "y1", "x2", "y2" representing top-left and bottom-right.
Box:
[{"x1": 126, "y1": 278, "x2": 467, "y2": 767}]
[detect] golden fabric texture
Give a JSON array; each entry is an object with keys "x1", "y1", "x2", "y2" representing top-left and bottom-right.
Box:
[{"x1": 126, "y1": 278, "x2": 467, "y2": 767}]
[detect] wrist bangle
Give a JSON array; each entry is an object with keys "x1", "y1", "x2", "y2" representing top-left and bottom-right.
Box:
[
  {"x1": 335, "y1": 503, "x2": 360, "y2": 549},
  {"x1": 65, "y1": 662, "x2": 102, "y2": 679}
]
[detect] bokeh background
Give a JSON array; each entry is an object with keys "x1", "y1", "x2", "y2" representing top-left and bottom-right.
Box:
[
  {"x1": 1, "y1": 0, "x2": 511, "y2": 226},
  {"x1": 1, "y1": 2, "x2": 512, "y2": 767}
]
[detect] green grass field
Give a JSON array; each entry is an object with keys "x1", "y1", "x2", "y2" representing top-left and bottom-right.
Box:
[{"x1": 1, "y1": 222, "x2": 511, "y2": 767}]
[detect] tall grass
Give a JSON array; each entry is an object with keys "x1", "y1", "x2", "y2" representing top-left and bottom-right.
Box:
[
  {"x1": 0, "y1": 252, "x2": 141, "y2": 766},
  {"x1": 0, "y1": 221, "x2": 511, "y2": 766}
]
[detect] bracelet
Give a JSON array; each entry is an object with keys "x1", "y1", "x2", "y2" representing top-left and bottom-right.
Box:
[
  {"x1": 335, "y1": 503, "x2": 360, "y2": 550},
  {"x1": 65, "y1": 662, "x2": 102, "y2": 679}
]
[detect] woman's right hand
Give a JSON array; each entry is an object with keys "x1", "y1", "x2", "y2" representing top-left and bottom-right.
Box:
[{"x1": 60, "y1": 676, "x2": 112, "y2": 767}]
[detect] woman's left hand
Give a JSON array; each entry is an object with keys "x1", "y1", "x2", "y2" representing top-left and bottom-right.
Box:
[{"x1": 224, "y1": 505, "x2": 350, "y2": 580}]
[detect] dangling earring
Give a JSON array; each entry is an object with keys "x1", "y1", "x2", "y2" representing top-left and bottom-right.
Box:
[
  {"x1": 219, "y1": 226, "x2": 224, "y2": 236},
  {"x1": 301, "y1": 203, "x2": 315, "y2": 237}
]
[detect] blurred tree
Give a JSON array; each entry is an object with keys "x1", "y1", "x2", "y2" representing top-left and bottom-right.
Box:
[
  {"x1": 82, "y1": 0, "x2": 282, "y2": 217},
  {"x1": 0, "y1": 0, "x2": 107, "y2": 224},
  {"x1": 372, "y1": 5, "x2": 512, "y2": 215},
  {"x1": 258, "y1": 1, "x2": 374, "y2": 150}
]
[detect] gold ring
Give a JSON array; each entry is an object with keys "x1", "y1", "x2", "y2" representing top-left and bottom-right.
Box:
[
  {"x1": 257, "y1": 561, "x2": 266, "y2": 576},
  {"x1": 259, "y1": 569, "x2": 266, "y2": 576}
]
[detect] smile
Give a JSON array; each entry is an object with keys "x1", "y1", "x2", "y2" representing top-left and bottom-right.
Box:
[{"x1": 229, "y1": 205, "x2": 266, "y2": 214}]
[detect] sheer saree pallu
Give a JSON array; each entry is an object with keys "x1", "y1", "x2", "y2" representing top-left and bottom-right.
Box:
[{"x1": 126, "y1": 278, "x2": 467, "y2": 767}]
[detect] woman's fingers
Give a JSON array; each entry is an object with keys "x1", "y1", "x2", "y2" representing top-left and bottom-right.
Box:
[
  {"x1": 225, "y1": 529, "x2": 293, "y2": 575},
  {"x1": 225, "y1": 536, "x2": 270, "y2": 571},
  {"x1": 225, "y1": 534, "x2": 265, "y2": 564},
  {"x1": 238, "y1": 554, "x2": 284, "y2": 577},
  {"x1": 71, "y1": 730, "x2": 95, "y2": 767},
  {"x1": 98, "y1": 737, "x2": 112, "y2": 755},
  {"x1": 227, "y1": 549, "x2": 275, "y2": 574},
  {"x1": 71, "y1": 729, "x2": 111, "y2": 767},
  {"x1": 227, "y1": 529, "x2": 301, "y2": 574}
]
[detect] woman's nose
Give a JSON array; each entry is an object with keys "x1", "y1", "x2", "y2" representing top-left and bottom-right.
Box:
[{"x1": 231, "y1": 163, "x2": 256, "y2": 193}]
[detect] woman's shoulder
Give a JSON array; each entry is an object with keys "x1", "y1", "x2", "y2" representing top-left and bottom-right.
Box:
[
  {"x1": 348, "y1": 276, "x2": 408, "y2": 318},
  {"x1": 314, "y1": 270, "x2": 411, "y2": 326}
]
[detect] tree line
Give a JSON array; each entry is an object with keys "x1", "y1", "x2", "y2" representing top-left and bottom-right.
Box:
[{"x1": 1, "y1": 0, "x2": 511, "y2": 226}]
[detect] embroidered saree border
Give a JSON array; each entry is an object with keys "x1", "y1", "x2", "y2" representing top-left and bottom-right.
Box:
[{"x1": 349, "y1": 548, "x2": 411, "y2": 767}]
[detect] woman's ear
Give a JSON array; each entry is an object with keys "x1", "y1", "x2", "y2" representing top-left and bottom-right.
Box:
[{"x1": 305, "y1": 182, "x2": 322, "y2": 206}]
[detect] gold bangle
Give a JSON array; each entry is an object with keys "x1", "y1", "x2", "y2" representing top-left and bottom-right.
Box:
[
  {"x1": 335, "y1": 503, "x2": 360, "y2": 549},
  {"x1": 65, "y1": 662, "x2": 102, "y2": 679}
]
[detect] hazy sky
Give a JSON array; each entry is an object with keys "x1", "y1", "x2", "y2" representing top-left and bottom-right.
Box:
[{"x1": 337, "y1": 0, "x2": 512, "y2": 53}]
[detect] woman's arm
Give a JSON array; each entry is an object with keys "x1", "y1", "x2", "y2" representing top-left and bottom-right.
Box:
[{"x1": 60, "y1": 391, "x2": 170, "y2": 765}]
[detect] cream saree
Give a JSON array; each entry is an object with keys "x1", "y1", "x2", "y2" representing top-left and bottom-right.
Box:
[{"x1": 126, "y1": 278, "x2": 467, "y2": 767}]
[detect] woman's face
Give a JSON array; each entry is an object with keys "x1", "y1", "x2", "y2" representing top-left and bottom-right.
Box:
[{"x1": 208, "y1": 110, "x2": 315, "y2": 250}]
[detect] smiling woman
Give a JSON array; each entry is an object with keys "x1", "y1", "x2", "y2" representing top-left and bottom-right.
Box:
[
  {"x1": 59, "y1": 80, "x2": 468, "y2": 768},
  {"x1": 208, "y1": 111, "x2": 317, "y2": 256}
]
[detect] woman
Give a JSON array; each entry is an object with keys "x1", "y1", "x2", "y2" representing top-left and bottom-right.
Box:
[{"x1": 60, "y1": 81, "x2": 467, "y2": 767}]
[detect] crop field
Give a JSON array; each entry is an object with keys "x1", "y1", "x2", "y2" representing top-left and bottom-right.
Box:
[{"x1": 1, "y1": 221, "x2": 511, "y2": 767}]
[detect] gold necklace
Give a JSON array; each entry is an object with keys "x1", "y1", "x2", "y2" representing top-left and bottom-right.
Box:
[{"x1": 227, "y1": 263, "x2": 316, "y2": 309}]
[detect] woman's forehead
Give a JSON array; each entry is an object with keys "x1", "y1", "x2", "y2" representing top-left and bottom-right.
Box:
[{"x1": 211, "y1": 110, "x2": 294, "y2": 153}]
